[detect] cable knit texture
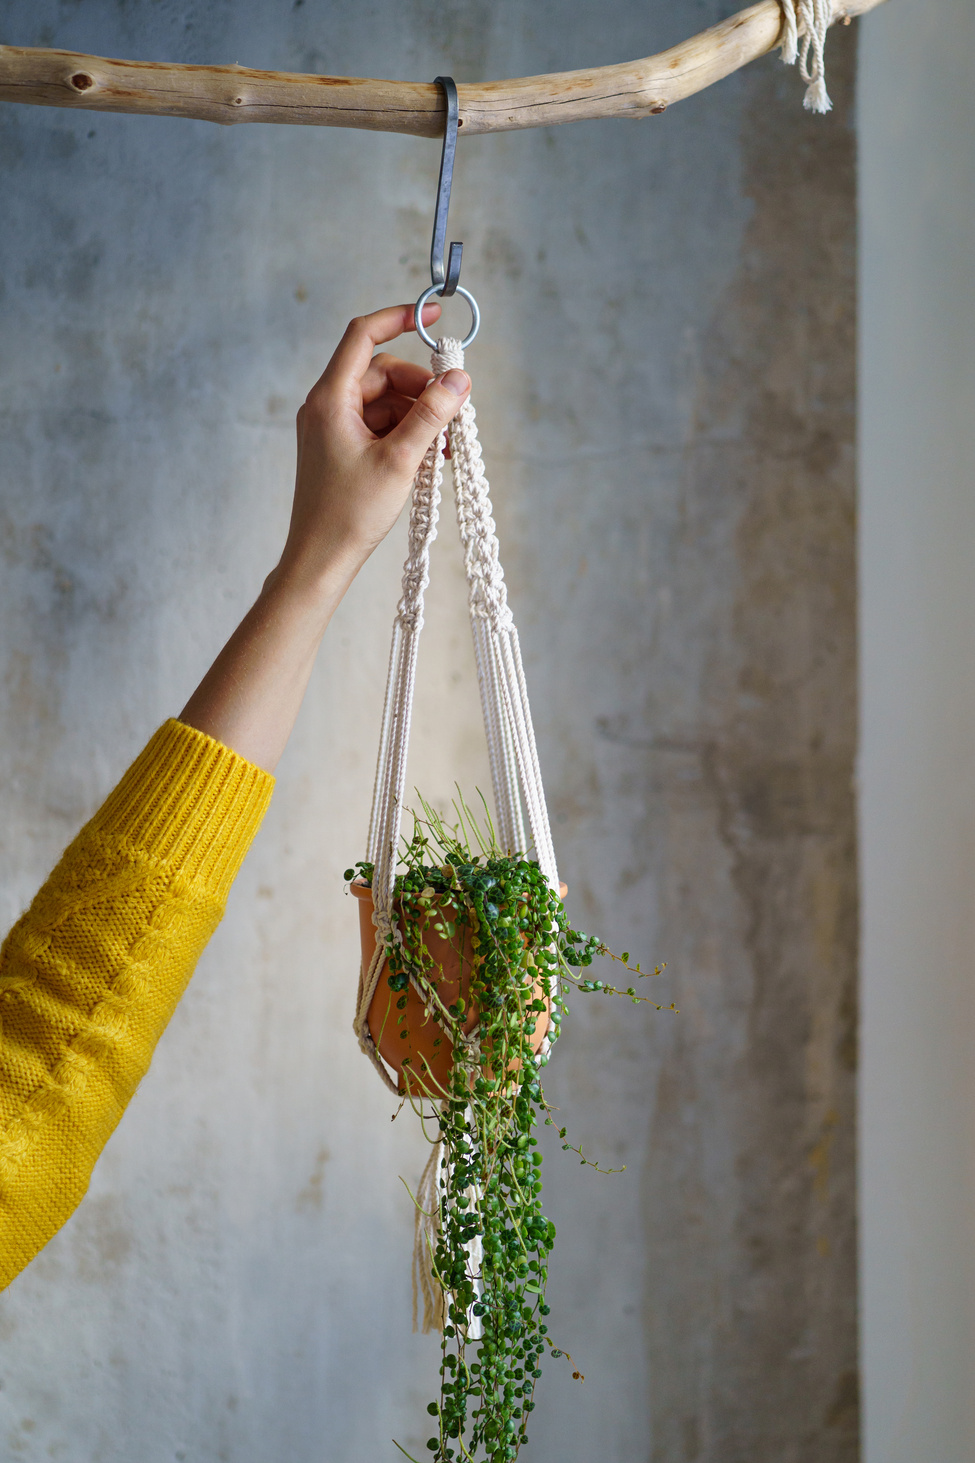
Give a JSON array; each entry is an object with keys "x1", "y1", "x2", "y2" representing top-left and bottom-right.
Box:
[{"x1": 0, "y1": 719, "x2": 274, "y2": 1290}]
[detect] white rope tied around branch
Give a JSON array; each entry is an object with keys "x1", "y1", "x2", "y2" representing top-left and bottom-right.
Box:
[
  {"x1": 353, "y1": 337, "x2": 560, "y2": 1096},
  {"x1": 779, "y1": 0, "x2": 834, "y2": 114}
]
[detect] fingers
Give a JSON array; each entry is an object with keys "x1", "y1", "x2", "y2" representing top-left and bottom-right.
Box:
[
  {"x1": 360, "y1": 353, "x2": 433, "y2": 407},
  {"x1": 317, "y1": 302, "x2": 442, "y2": 400},
  {"x1": 378, "y1": 370, "x2": 471, "y2": 475},
  {"x1": 363, "y1": 391, "x2": 416, "y2": 436}
]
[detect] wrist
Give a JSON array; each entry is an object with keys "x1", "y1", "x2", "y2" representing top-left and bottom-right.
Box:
[{"x1": 264, "y1": 539, "x2": 365, "y2": 617}]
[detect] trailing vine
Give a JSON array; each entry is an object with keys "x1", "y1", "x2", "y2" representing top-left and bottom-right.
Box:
[{"x1": 346, "y1": 798, "x2": 669, "y2": 1463}]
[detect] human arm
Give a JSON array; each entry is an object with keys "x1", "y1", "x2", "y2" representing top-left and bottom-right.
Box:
[
  {"x1": 0, "y1": 303, "x2": 469, "y2": 1288},
  {"x1": 179, "y1": 301, "x2": 470, "y2": 771}
]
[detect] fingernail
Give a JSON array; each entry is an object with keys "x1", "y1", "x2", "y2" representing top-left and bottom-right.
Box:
[{"x1": 440, "y1": 370, "x2": 470, "y2": 397}]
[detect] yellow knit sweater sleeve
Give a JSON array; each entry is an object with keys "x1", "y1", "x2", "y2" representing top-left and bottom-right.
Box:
[{"x1": 0, "y1": 719, "x2": 274, "y2": 1291}]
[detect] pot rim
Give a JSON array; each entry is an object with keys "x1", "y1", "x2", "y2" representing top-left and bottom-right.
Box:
[{"x1": 350, "y1": 876, "x2": 569, "y2": 900}]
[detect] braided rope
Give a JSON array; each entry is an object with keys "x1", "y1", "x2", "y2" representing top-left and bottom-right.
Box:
[
  {"x1": 354, "y1": 436, "x2": 444, "y2": 1091},
  {"x1": 353, "y1": 338, "x2": 560, "y2": 1091}
]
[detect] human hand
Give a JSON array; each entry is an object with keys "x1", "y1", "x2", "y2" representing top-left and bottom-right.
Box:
[
  {"x1": 276, "y1": 302, "x2": 470, "y2": 595},
  {"x1": 181, "y1": 303, "x2": 469, "y2": 770}
]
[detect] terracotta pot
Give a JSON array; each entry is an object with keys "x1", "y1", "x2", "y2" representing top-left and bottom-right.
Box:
[{"x1": 352, "y1": 879, "x2": 566, "y2": 1097}]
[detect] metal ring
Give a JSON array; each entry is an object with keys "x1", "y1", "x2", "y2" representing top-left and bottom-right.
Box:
[{"x1": 414, "y1": 283, "x2": 481, "y2": 351}]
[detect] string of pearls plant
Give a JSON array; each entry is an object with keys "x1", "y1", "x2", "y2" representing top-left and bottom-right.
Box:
[{"x1": 347, "y1": 797, "x2": 671, "y2": 1463}]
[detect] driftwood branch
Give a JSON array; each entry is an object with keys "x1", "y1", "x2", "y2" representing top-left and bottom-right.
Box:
[{"x1": 0, "y1": 0, "x2": 887, "y2": 139}]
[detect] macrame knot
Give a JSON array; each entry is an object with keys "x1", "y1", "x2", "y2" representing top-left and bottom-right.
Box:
[
  {"x1": 372, "y1": 905, "x2": 400, "y2": 945},
  {"x1": 399, "y1": 562, "x2": 430, "y2": 601},
  {"x1": 432, "y1": 337, "x2": 466, "y2": 376},
  {"x1": 395, "y1": 605, "x2": 423, "y2": 633}
]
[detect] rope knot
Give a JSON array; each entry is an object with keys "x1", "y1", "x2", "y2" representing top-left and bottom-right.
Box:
[
  {"x1": 431, "y1": 337, "x2": 465, "y2": 376},
  {"x1": 779, "y1": 0, "x2": 833, "y2": 113}
]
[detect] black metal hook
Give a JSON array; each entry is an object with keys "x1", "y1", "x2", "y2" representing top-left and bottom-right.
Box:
[
  {"x1": 430, "y1": 75, "x2": 462, "y2": 297},
  {"x1": 414, "y1": 75, "x2": 479, "y2": 350}
]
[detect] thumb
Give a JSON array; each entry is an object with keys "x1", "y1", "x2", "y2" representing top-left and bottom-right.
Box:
[{"x1": 380, "y1": 369, "x2": 470, "y2": 476}]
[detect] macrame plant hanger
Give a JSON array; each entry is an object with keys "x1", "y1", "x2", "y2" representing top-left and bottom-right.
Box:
[
  {"x1": 353, "y1": 77, "x2": 560, "y2": 1098},
  {"x1": 349, "y1": 29, "x2": 839, "y2": 1320}
]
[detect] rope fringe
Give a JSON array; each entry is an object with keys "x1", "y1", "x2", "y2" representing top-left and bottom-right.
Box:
[
  {"x1": 779, "y1": 0, "x2": 834, "y2": 114},
  {"x1": 413, "y1": 1137, "x2": 445, "y2": 1334},
  {"x1": 411, "y1": 1122, "x2": 486, "y2": 1338}
]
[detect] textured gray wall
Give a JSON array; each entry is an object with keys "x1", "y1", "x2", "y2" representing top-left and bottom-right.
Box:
[{"x1": 0, "y1": 4, "x2": 857, "y2": 1461}]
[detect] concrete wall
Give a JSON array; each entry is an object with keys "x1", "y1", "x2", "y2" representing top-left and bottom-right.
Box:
[
  {"x1": 859, "y1": 5, "x2": 975, "y2": 1461},
  {"x1": 0, "y1": 4, "x2": 858, "y2": 1460}
]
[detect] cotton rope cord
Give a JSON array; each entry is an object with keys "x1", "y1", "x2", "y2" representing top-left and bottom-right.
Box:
[
  {"x1": 413, "y1": 1139, "x2": 445, "y2": 1333},
  {"x1": 354, "y1": 436, "x2": 444, "y2": 1094},
  {"x1": 352, "y1": 336, "x2": 561, "y2": 1098},
  {"x1": 779, "y1": 0, "x2": 834, "y2": 113},
  {"x1": 412, "y1": 1123, "x2": 485, "y2": 1337}
]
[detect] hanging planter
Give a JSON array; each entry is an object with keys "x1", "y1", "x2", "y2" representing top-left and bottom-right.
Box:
[
  {"x1": 350, "y1": 849, "x2": 563, "y2": 1098},
  {"x1": 348, "y1": 803, "x2": 661, "y2": 1463},
  {"x1": 347, "y1": 95, "x2": 671, "y2": 1460},
  {"x1": 346, "y1": 325, "x2": 669, "y2": 1458}
]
